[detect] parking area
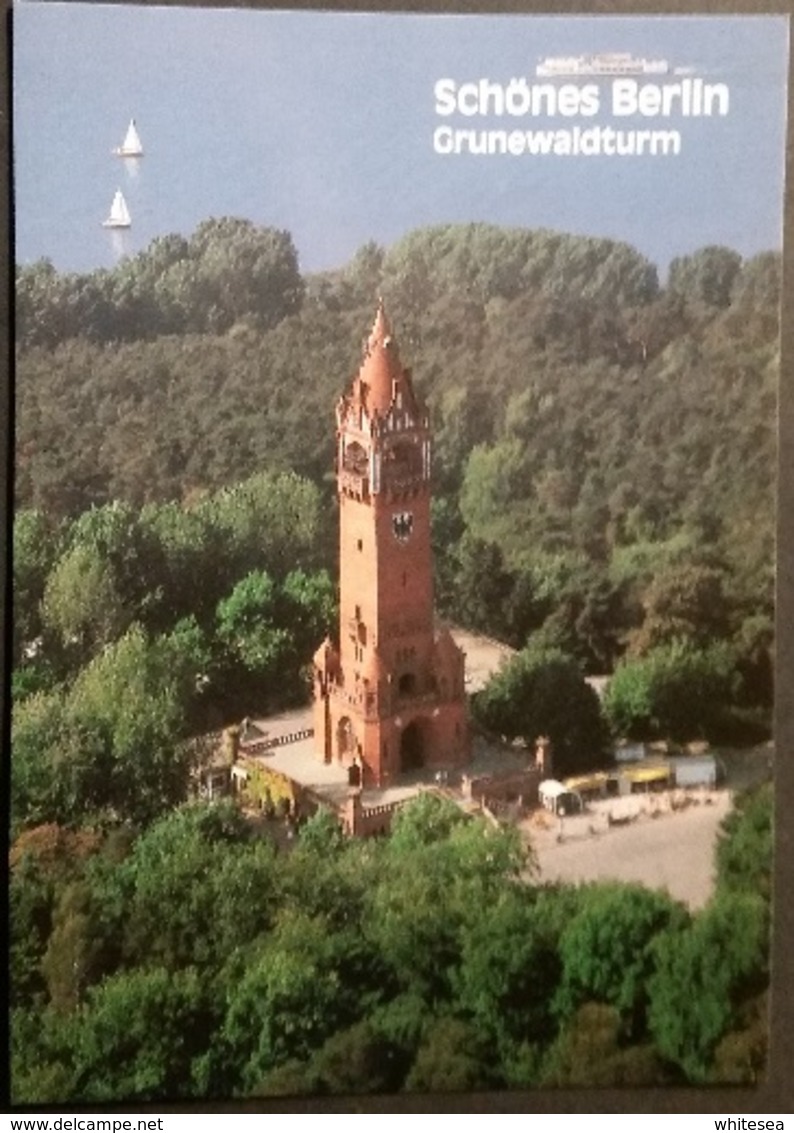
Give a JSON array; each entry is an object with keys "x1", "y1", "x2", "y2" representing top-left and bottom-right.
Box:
[{"x1": 525, "y1": 788, "x2": 733, "y2": 909}]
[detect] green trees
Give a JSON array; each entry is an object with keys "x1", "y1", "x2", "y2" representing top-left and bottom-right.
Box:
[
  {"x1": 603, "y1": 641, "x2": 738, "y2": 741},
  {"x1": 381, "y1": 223, "x2": 658, "y2": 311},
  {"x1": 9, "y1": 216, "x2": 779, "y2": 1102},
  {"x1": 70, "y1": 967, "x2": 212, "y2": 1102},
  {"x1": 715, "y1": 781, "x2": 774, "y2": 902},
  {"x1": 365, "y1": 798, "x2": 525, "y2": 1002},
  {"x1": 627, "y1": 562, "x2": 733, "y2": 655},
  {"x1": 16, "y1": 259, "x2": 116, "y2": 350},
  {"x1": 113, "y1": 802, "x2": 276, "y2": 972},
  {"x1": 13, "y1": 227, "x2": 777, "y2": 757},
  {"x1": 554, "y1": 885, "x2": 688, "y2": 1032},
  {"x1": 404, "y1": 1016, "x2": 493, "y2": 1092},
  {"x1": 70, "y1": 626, "x2": 195, "y2": 823},
  {"x1": 473, "y1": 644, "x2": 609, "y2": 775},
  {"x1": 641, "y1": 782, "x2": 773, "y2": 1085},
  {"x1": 668, "y1": 246, "x2": 743, "y2": 310},
  {"x1": 16, "y1": 218, "x2": 304, "y2": 346},
  {"x1": 11, "y1": 469, "x2": 337, "y2": 838},
  {"x1": 41, "y1": 543, "x2": 129, "y2": 661},
  {"x1": 223, "y1": 912, "x2": 352, "y2": 1092},
  {"x1": 41, "y1": 881, "x2": 115, "y2": 1012},
  {"x1": 38, "y1": 500, "x2": 168, "y2": 668},
  {"x1": 200, "y1": 470, "x2": 326, "y2": 584},
  {"x1": 9, "y1": 776, "x2": 774, "y2": 1102},
  {"x1": 11, "y1": 690, "x2": 71, "y2": 831},
  {"x1": 184, "y1": 218, "x2": 304, "y2": 334},
  {"x1": 454, "y1": 887, "x2": 562, "y2": 1063},
  {"x1": 211, "y1": 565, "x2": 333, "y2": 713},
  {"x1": 216, "y1": 570, "x2": 290, "y2": 674},
  {"x1": 459, "y1": 438, "x2": 532, "y2": 553},
  {"x1": 647, "y1": 892, "x2": 769, "y2": 1082},
  {"x1": 12, "y1": 509, "x2": 63, "y2": 661},
  {"x1": 540, "y1": 1003, "x2": 667, "y2": 1087},
  {"x1": 9, "y1": 797, "x2": 515, "y2": 1101},
  {"x1": 13, "y1": 465, "x2": 331, "y2": 726},
  {"x1": 11, "y1": 625, "x2": 199, "y2": 831}
]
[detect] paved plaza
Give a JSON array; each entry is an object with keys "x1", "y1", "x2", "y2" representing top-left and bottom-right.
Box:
[
  {"x1": 526, "y1": 789, "x2": 733, "y2": 909},
  {"x1": 246, "y1": 710, "x2": 423, "y2": 808},
  {"x1": 242, "y1": 626, "x2": 523, "y2": 805}
]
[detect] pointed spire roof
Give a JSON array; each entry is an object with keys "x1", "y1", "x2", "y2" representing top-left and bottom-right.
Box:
[
  {"x1": 355, "y1": 299, "x2": 413, "y2": 417},
  {"x1": 368, "y1": 297, "x2": 392, "y2": 347}
]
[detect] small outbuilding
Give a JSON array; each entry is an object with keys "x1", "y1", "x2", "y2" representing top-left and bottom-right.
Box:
[
  {"x1": 669, "y1": 754, "x2": 718, "y2": 789},
  {"x1": 539, "y1": 779, "x2": 583, "y2": 816}
]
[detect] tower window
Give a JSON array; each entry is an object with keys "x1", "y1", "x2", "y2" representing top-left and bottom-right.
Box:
[
  {"x1": 402, "y1": 572, "x2": 407, "y2": 587},
  {"x1": 357, "y1": 539, "x2": 363, "y2": 551},
  {"x1": 399, "y1": 673, "x2": 417, "y2": 696}
]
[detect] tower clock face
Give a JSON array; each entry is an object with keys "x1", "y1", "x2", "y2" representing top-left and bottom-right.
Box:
[{"x1": 392, "y1": 511, "x2": 414, "y2": 543}]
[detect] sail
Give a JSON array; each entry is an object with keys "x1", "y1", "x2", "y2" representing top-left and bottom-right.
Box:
[
  {"x1": 113, "y1": 191, "x2": 131, "y2": 225},
  {"x1": 113, "y1": 118, "x2": 143, "y2": 157},
  {"x1": 122, "y1": 119, "x2": 143, "y2": 155},
  {"x1": 103, "y1": 190, "x2": 131, "y2": 228}
]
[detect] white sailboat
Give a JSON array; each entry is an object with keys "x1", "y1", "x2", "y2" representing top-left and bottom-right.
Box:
[
  {"x1": 102, "y1": 189, "x2": 131, "y2": 229},
  {"x1": 112, "y1": 118, "x2": 144, "y2": 157}
]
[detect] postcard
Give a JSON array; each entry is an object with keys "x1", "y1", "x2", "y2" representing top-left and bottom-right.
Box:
[{"x1": 10, "y1": 2, "x2": 790, "y2": 1109}]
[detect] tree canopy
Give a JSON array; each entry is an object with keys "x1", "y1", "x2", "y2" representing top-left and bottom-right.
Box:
[
  {"x1": 472, "y1": 644, "x2": 609, "y2": 775},
  {"x1": 10, "y1": 217, "x2": 777, "y2": 1100},
  {"x1": 9, "y1": 778, "x2": 774, "y2": 1101}
]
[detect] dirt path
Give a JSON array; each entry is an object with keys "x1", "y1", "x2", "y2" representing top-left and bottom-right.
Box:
[{"x1": 525, "y1": 790, "x2": 733, "y2": 909}]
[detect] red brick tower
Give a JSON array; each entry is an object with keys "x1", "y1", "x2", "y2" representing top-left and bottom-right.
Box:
[{"x1": 313, "y1": 301, "x2": 470, "y2": 788}]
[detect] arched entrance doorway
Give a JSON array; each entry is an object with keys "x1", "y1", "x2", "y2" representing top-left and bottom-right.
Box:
[{"x1": 400, "y1": 719, "x2": 424, "y2": 773}]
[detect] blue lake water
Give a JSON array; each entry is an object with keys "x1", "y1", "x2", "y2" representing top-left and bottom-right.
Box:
[{"x1": 13, "y1": 4, "x2": 789, "y2": 277}]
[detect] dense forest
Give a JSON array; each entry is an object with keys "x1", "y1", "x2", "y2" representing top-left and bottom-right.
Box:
[
  {"x1": 10, "y1": 788, "x2": 772, "y2": 1101},
  {"x1": 11, "y1": 218, "x2": 779, "y2": 1100},
  {"x1": 15, "y1": 218, "x2": 777, "y2": 687}
]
